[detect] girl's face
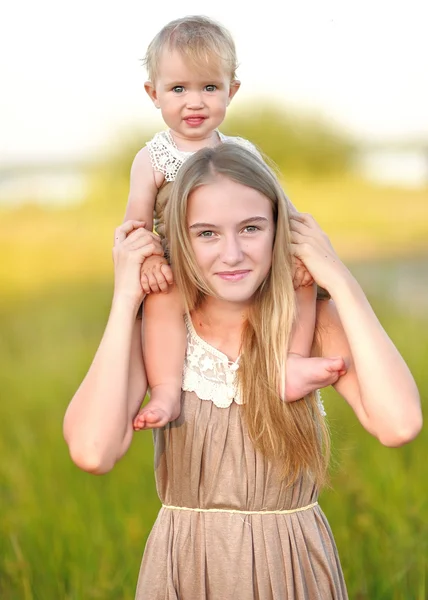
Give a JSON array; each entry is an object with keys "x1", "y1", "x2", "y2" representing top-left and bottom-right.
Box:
[
  {"x1": 187, "y1": 176, "x2": 275, "y2": 306},
  {"x1": 145, "y1": 49, "x2": 239, "y2": 142}
]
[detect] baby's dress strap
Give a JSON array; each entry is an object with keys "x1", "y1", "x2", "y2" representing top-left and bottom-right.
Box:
[{"x1": 146, "y1": 131, "x2": 192, "y2": 182}]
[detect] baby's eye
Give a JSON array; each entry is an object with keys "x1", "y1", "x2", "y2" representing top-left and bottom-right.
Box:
[
  {"x1": 204, "y1": 85, "x2": 217, "y2": 92},
  {"x1": 199, "y1": 230, "x2": 214, "y2": 238},
  {"x1": 172, "y1": 86, "x2": 185, "y2": 93}
]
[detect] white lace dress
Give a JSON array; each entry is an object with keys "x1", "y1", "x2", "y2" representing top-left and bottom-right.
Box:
[{"x1": 135, "y1": 315, "x2": 347, "y2": 600}]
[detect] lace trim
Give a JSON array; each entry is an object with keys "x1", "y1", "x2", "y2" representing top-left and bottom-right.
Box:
[
  {"x1": 182, "y1": 314, "x2": 241, "y2": 407},
  {"x1": 182, "y1": 314, "x2": 326, "y2": 415},
  {"x1": 146, "y1": 130, "x2": 260, "y2": 182}
]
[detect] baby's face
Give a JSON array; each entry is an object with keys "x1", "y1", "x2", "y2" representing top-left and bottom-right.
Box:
[{"x1": 146, "y1": 49, "x2": 239, "y2": 141}]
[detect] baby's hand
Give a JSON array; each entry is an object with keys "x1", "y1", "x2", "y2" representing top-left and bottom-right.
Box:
[
  {"x1": 141, "y1": 254, "x2": 174, "y2": 294},
  {"x1": 292, "y1": 256, "x2": 314, "y2": 290}
]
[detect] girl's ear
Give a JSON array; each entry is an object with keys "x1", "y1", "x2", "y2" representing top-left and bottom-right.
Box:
[
  {"x1": 227, "y1": 80, "x2": 241, "y2": 105},
  {"x1": 144, "y1": 81, "x2": 160, "y2": 108}
]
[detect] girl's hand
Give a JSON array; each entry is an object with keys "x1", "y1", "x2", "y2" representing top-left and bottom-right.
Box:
[
  {"x1": 112, "y1": 220, "x2": 163, "y2": 305},
  {"x1": 290, "y1": 213, "x2": 350, "y2": 292}
]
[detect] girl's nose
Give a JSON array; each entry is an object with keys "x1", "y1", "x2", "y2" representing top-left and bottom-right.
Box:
[{"x1": 221, "y1": 235, "x2": 244, "y2": 265}]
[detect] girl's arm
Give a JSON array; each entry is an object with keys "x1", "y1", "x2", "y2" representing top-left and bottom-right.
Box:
[
  {"x1": 316, "y1": 296, "x2": 421, "y2": 445},
  {"x1": 292, "y1": 213, "x2": 422, "y2": 446},
  {"x1": 63, "y1": 222, "x2": 163, "y2": 474}
]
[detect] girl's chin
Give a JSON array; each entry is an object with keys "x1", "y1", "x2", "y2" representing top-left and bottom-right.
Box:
[{"x1": 211, "y1": 290, "x2": 256, "y2": 305}]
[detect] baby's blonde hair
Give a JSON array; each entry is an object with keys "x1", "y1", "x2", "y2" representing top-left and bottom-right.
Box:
[{"x1": 144, "y1": 15, "x2": 238, "y2": 83}]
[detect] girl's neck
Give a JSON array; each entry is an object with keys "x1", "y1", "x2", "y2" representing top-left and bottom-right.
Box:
[
  {"x1": 169, "y1": 129, "x2": 220, "y2": 152},
  {"x1": 191, "y1": 297, "x2": 248, "y2": 361},
  {"x1": 195, "y1": 296, "x2": 248, "y2": 326}
]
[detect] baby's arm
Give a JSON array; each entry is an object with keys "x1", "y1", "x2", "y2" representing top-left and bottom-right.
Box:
[
  {"x1": 124, "y1": 147, "x2": 158, "y2": 226},
  {"x1": 290, "y1": 284, "x2": 317, "y2": 358},
  {"x1": 124, "y1": 148, "x2": 172, "y2": 293}
]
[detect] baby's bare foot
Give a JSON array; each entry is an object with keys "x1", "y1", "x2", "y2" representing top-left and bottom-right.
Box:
[
  {"x1": 133, "y1": 406, "x2": 173, "y2": 430},
  {"x1": 133, "y1": 386, "x2": 181, "y2": 431},
  {"x1": 283, "y1": 354, "x2": 346, "y2": 402}
]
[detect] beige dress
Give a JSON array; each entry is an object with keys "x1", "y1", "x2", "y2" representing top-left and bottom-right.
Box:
[{"x1": 135, "y1": 316, "x2": 348, "y2": 599}]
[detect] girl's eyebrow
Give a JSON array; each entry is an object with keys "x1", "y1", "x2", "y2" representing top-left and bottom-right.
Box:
[{"x1": 189, "y1": 216, "x2": 269, "y2": 229}]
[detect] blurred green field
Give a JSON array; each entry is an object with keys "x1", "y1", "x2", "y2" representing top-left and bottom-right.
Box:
[
  {"x1": 1, "y1": 174, "x2": 427, "y2": 599},
  {"x1": 1, "y1": 175, "x2": 427, "y2": 299}
]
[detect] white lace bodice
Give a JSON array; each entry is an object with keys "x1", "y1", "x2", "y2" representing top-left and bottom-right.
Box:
[
  {"x1": 182, "y1": 314, "x2": 326, "y2": 415},
  {"x1": 182, "y1": 314, "x2": 242, "y2": 408},
  {"x1": 146, "y1": 130, "x2": 260, "y2": 182}
]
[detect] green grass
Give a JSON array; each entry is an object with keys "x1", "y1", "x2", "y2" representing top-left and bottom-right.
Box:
[{"x1": 0, "y1": 280, "x2": 427, "y2": 599}]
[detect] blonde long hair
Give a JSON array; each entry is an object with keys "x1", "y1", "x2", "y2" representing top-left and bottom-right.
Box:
[{"x1": 165, "y1": 144, "x2": 329, "y2": 487}]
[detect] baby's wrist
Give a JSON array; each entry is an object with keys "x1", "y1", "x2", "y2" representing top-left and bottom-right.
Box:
[{"x1": 295, "y1": 283, "x2": 316, "y2": 300}]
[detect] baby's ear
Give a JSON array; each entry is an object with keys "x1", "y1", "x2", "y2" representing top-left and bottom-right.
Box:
[
  {"x1": 144, "y1": 81, "x2": 160, "y2": 108},
  {"x1": 228, "y1": 79, "x2": 241, "y2": 104}
]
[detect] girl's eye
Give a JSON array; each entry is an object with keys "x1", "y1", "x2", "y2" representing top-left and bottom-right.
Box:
[
  {"x1": 204, "y1": 85, "x2": 217, "y2": 92},
  {"x1": 243, "y1": 225, "x2": 259, "y2": 233},
  {"x1": 199, "y1": 231, "x2": 214, "y2": 238},
  {"x1": 172, "y1": 86, "x2": 185, "y2": 93}
]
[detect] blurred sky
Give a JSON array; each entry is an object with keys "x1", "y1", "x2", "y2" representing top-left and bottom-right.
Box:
[{"x1": 1, "y1": 0, "x2": 427, "y2": 164}]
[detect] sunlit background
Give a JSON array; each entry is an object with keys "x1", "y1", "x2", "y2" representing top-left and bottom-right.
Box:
[{"x1": 1, "y1": 1, "x2": 427, "y2": 598}]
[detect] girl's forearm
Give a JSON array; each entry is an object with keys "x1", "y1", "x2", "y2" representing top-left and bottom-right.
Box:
[
  {"x1": 330, "y1": 272, "x2": 421, "y2": 445},
  {"x1": 63, "y1": 295, "x2": 147, "y2": 472}
]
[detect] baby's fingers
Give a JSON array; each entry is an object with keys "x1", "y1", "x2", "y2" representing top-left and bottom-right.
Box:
[
  {"x1": 147, "y1": 270, "x2": 161, "y2": 294},
  {"x1": 301, "y1": 270, "x2": 314, "y2": 287},
  {"x1": 153, "y1": 268, "x2": 170, "y2": 293},
  {"x1": 292, "y1": 267, "x2": 305, "y2": 290},
  {"x1": 160, "y1": 264, "x2": 174, "y2": 285},
  {"x1": 140, "y1": 273, "x2": 152, "y2": 295}
]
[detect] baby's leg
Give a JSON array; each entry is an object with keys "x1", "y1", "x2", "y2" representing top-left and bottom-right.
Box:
[
  {"x1": 284, "y1": 285, "x2": 346, "y2": 401},
  {"x1": 133, "y1": 285, "x2": 185, "y2": 430}
]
